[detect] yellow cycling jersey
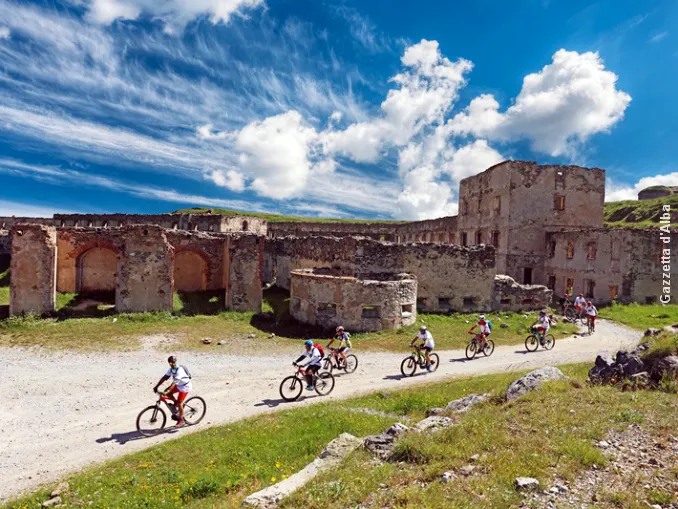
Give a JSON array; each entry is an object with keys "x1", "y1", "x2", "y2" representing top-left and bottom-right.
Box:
[{"x1": 335, "y1": 332, "x2": 352, "y2": 348}]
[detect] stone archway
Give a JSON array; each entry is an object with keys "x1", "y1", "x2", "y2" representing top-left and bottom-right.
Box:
[
  {"x1": 77, "y1": 247, "x2": 117, "y2": 293},
  {"x1": 174, "y1": 251, "x2": 207, "y2": 292}
]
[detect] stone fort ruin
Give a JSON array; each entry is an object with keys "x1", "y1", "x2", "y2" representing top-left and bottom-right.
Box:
[{"x1": 2, "y1": 161, "x2": 674, "y2": 331}]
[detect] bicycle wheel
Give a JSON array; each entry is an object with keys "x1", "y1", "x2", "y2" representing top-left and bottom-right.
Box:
[
  {"x1": 543, "y1": 334, "x2": 555, "y2": 350},
  {"x1": 136, "y1": 406, "x2": 166, "y2": 437},
  {"x1": 429, "y1": 353, "x2": 440, "y2": 372},
  {"x1": 465, "y1": 341, "x2": 477, "y2": 360},
  {"x1": 182, "y1": 396, "x2": 207, "y2": 425},
  {"x1": 344, "y1": 355, "x2": 358, "y2": 374},
  {"x1": 564, "y1": 308, "x2": 576, "y2": 322},
  {"x1": 400, "y1": 356, "x2": 417, "y2": 377},
  {"x1": 483, "y1": 340, "x2": 495, "y2": 357},
  {"x1": 279, "y1": 376, "x2": 303, "y2": 401},
  {"x1": 315, "y1": 372, "x2": 335, "y2": 396},
  {"x1": 525, "y1": 335, "x2": 539, "y2": 352},
  {"x1": 322, "y1": 358, "x2": 333, "y2": 373}
]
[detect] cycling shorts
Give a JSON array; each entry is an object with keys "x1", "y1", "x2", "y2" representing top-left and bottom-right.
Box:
[
  {"x1": 167, "y1": 384, "x2": 189, "y2": 403},
  {"x1": 423, "y1": 346, "x2": 433, "y2": 352},
  {"x1": 338, "y1": 346, "x2": 349, "y2": 353}
]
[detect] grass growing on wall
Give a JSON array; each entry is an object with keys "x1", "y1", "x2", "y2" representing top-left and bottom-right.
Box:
[{"x1": 172, "y1": 207, "x2": 405, "y2": 224}]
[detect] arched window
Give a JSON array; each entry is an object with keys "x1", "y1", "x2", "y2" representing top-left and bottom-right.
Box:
[
  {"x1": 242, "y1": 220, "x2": 249, "y2": 231},
  {"x1": 567, "y1": 241, "x2": 575, "y2": 259}
]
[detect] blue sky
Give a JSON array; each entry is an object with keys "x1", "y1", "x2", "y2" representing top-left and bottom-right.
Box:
[{"x1": 0, "y1": 0, "x2": 676, "y2": 220}]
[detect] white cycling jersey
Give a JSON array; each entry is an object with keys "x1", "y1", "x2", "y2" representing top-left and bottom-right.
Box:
[
  {"x1": 165, "y1": 366, "x2": 192, "y2": 392},
  {"x1": 416, "y1": 331, "x2": 435, "y2": 349}
]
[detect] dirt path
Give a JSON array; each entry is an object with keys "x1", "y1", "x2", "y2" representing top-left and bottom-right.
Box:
[{"x1": 3, "y1": 320, "x2": 639, "y2": 503}]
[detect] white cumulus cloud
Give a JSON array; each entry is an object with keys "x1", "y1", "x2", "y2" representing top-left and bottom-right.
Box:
[
  {"x1": 397, "y1": 165, "x2": 457, "y2": 220},
  {"x1": 234, "y1": 110, "x2": 320, "y2": 199},
  {"x1": 0, "y1": 26, "x2": 10, "y2": 39},
  {"x1": 204, "y1": 169, "x2": 246, "y2": 192},
  {"x1": 449, "y1": 49, "x2": 631, "y2": 157},
  {"x1": 606, "y1": 172, "x2": 678, "y2": 202}
]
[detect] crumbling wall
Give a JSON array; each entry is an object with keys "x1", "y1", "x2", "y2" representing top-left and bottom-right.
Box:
[
  {"x1": 491, "y1": 275, "x2": 552, "y2": 311},
  {"x1": 290, "y1": 269, "x2": 417, "y2": 331},
  {"x1": 222, "y1": 216, "x2": 267, "y2": 235},
  {"x1": 394, "y1": 216, "x2": 457, "y2": 244},
  {"x1": 268, "y1": 222, "x2": 399, "y2": 241},
  {"x1": 116, "y1": 227, "x2": 174, "y2": 312},
  {"x1": 0, "y1": 229, "x2": 10, "y2": 272},
  {"x1": 10, "y1": 224, "x2": 57, "y2": 315},
  {"x1": 226, "y1": 234, "x2": 263, "y2": 312},
  {"x1": 165, "y1": 230, "x2": 225, "y2": 291},
  {"x1": 545, "y1": 228, "x2": 677, "y2": 304},
  {"x1": 268, "y1": 236, "x2": 497, "y2": 312}
]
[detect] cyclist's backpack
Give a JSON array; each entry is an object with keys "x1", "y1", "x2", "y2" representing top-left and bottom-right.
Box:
[
  {"x1": 314, "y1": 343, "x2": 325, "y2": 358},
  {"x1": 181, "y1": 365, "x2": 192, "y2": 379},
  {"x1": 487, "y1": 320, "x2": 493, "y2": 331}
]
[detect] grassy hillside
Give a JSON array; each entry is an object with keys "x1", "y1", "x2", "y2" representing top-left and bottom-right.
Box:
[
  {"x1": 173, "y1": 207, "x2": 404, "y2": 224},
  {"x1": 604, "y1": 194, "x2": 678, "y2": 229}
]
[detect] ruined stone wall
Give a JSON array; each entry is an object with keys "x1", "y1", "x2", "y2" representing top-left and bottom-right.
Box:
[
  {"x1": 0, "y1": 217, "x2": 54, "y2": 229},
  {"x1": 10, "y1": 225, "x2": 57, "y2": 315},
  {"x1": 0, "y1": 230, "x2": 10, "y2": 271},
  {"x1": 268, "y1": 222, "x2": 400, "y2": 241},
  {"x1": 458, "y1": 160, "x2": 605, "y2": 285},
  {"x1": 545, "y1": 228, "x2": 678, "y2": 304},
  {"x1": 222, "y1": 216, "x2": 267, "y2": 235},
  {"x1": 394, "y1": 216, "x2": 458, "y2": 244},
  {"x1": 116, "y1": 227, "x2": 174, "y2": 312},
  {"x1": 491, "y1": 275, "x2": 552, "y2": 312},
  {"x1": 290, "y1": 269, "x2": 417, "y2": 331},
  {"x1": 165, "y1": 230, "x2": 226, "y2": 291},
  {"x1": 267, "y1": 236, "x2": 497, "y2": 312},
  {"x1": 51, "y1": 213, "x2": 261, "y2": 233},
  {"x1": 226, "y1": 234, "x2": 263, "y2": 312}
]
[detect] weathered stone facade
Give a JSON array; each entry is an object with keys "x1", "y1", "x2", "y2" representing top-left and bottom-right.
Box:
[
  {"x1": 545, "y1": 228, "x2": 677, "y2": 304},
  {"x1": 457, "y1": 161, "x2": 605, "y2": 285},
  {"x1": 268, "y1": 221, "x2": 399, "y2": 241},
  {"x1": 9, "y1": 225, "x2": 57, "y2": 315},
  {"x1": 266, "y1": 236, "x2": 497, "y2": 313},
  {"x1": 290, "y1": 269, "x2": 417, "y2": 331},
  {"x1": 394, "y1": 216, "x2": 457, "y2": 245},
  {"x1": 491, "y1": 275, "x2": 552, "y2": 312}
]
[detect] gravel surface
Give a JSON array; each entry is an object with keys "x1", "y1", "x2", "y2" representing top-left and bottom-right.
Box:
[{"x1": 3, "y1": 320, "x2": 639, "y2": 502}]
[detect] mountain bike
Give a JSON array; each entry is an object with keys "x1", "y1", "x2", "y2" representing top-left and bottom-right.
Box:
[
  {"x1": 136, "y1": 390, "x2": 207, "y2": 437},
  {"x1": 400, "y1": 346, "x2": 439, "y2": 377},
  {"x1": 279, "y1": 365, "x2": 335, "y2": 401},
  {"x1": 322, "y1": 348, "x2": 358, "y2": 374},
  {"x1": 465, "y1": 332, "x2": 495, "y2": 360},
  {"x1": 525, "y1": 327, "x2": 555, "y2": 352},
  {"x1": 586, "y1": 315, "x2": 595, "y2": 335},
  {"x1": 563, "y1": 304, "x2": 586, "y2": 324}
]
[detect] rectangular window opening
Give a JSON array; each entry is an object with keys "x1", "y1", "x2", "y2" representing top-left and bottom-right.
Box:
[
  {"x1": 401, "y1": 304, "x2": 414, "y2": 317},
  {"x1": 547, "y1": 275, "x2": 556, "y2": 290},
  {"x1": 475, "y1": 231, "x2": 482, "y2": 245},
  {"x1": 416, "y1": 297, "x2": 428, "y2": 311},
  {"x1": 500, "y1": 297, "x2": 512, "y2": 305},
  {"x1": 609, "y1": 285, "x2": 618, "y2": 301},
  {"x1": 317, "y1": 302, "x2": 337, "y2": 318},
  {"x1": 438, "y1": 297, "x2": 453, "y2": 312},
  {"x1": 554, "y1": 195, "x2": 565, "y2": 211},
  {"x1": 463, "y1": 297, "x2": 479, "y2": 308},
  {"x1": 361, "y1": 305, "x2": 382, "y2": 319},
  {"x1": 585, "y1": 279, "x2": 596, "y2": 299},
  {"x1": 461, "y1": 232, "x2": 468, "y2": 246},
  {"x1": 492, "y1": 231, "x2": 500, "y2": 248},
  {"x1": 645, "y1": 296, "x2": 657, "y2": 304},
  {"x1": 523, "y1": 267, "x2": 533, "y2": 285}
]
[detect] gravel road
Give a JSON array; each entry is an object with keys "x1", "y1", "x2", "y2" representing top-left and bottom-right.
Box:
[{"x1": 3, "y1": 320, "x2": 639, "y2": 502}]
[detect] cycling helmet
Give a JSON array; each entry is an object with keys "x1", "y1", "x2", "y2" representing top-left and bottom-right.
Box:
[
  {"x1": 304, "y1": 339, "x2": 314, "y2": 347},
  {"x1": 420, "y1": 325, "x2": 427, "y2": 331},
  {"x1": 167, "y1": 355, "x2": 177, "y2": 363},
  {"x1": 587, "y1": 301, "x2": 592, "y2": 305},
  {"x1": 539, "y1": 310, "x2": 546, "y2": 315},
  {"x1": 478, "y1": 314, "x2": 485, "y2": 320},
  {"x1": 579, "y1": 293, "x2": 584, "y2": 297},
  {"x1": 336, "y1": 326, "x2": 344, "y2": 332}
]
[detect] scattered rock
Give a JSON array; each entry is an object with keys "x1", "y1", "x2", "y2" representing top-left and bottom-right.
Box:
[
  {"x1": 515, "y1": 477, "x2": 540, "y2": 491},
  {"x1": 445, "y1": 393, "x2": 489, "y2": 413},
  {"x1": 506, "y1": 367, "x2": 568, "y2": 401},
  {"x1": 441, "y1": 471, "x2": 456, "y2": 483},
  {"x1": 631, "y1": 343, "x2": 651, "y2": 355},
  {"x1": 217, "y1": 340, "x2": 226, "y2": 346},
  {"x1": 597, "y1": 440, "x2": 610, "y2": 448},
  {"x1": 594, "y1": 354, "x2": 615, "y2": 369},
  {"x1": 269, "y1": 333, "x2": 276, "y2": 338},
  {"x1": 663, "y1": 325, "x2": 678, "y2": 334},
  {"x1": 111, "y1": 318, "x2": 117, "y2": 323},
  {"x1": 650, "y1": 355, "x2": 678, "y2": 382},
  {"x1": 469, "y1": 454, "x2": 481, "y2": 462},
  {"x1": 50, "y1": 482, "x2": 69, "y2": 497},
  {"x1": 413, "y1": 416, "x2": 454, "y2": 433},
  {"x1": 42, "y1": 497, "x2": 62, "y2": 508},
  {"x1": 248, "y1": 333, "x2": 256, "y2": 339},
  {"x1": 621, "y1": 355, "x2": 646, "y2": 376},
  {"x1": 500, "y1": 323, "x2": 509, "y2": 329},
  {"x1": 363, "y1": 423, "x2": 409, "y2": 459},
  {"x1": 644, "y1": 328, "x2": 661, "y2": 337},
  {"x1": 202, "y1": 338, "x2": 211, "y2": 345},
  {"x1": 458, "y1": 465, "x2": 476, "y2": 477},
  {"x1": 425, "y1": 408, "x2": 444, "y2": 417}
]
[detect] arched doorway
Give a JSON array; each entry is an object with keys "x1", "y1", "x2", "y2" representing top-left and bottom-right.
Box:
[
  {"x1": 174, "y1": 251, "x2": 207, "y2": 292},
  {"x1": 77, "y1": 247, "x2": 117, "y2": 293}
]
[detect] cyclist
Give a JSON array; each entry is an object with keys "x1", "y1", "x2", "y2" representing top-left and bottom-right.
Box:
[
  {"x1": 153, "y1": 355, "x2": 192, "y2": 428},
  {"x1": 327, "y1": 325, "x2": 351, "y2": 368},
  {"x1": 559, "y1": 292, "x2": 571, "y2": 314},
  {"x1": 410, "y1": 325, "x2": 435, "y2": 372},
  {"x1": 467, "y1": 314, "x2": 491, "y2": 345},
  {"x1": 293, "y1": 340, "x2": 323, "y2": 391},
  {"x1": 574, "y1": 293, "x2": 586, "y2": 314},
  {"x1": 584, "y1": 301, "x2": 597, "y2": 332},
  {"x1": 531, "y1": 310, "x2": 551, "y2": 345}
]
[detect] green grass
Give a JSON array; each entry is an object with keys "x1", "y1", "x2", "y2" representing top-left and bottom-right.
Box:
[
  {"x1": 0, "y1": 267, "x2": 8, "y2": 308},
  {"x1": 0, "y1": 286, "x2": 576, "y2": 352},
  {"x1": 598, "y1": 302, "x2": 678, "y2": 330},
  {"x1": 7, "y1": 364, "x2": 678, "y2": 509},
  {"x1": 173, "y1": 207, "x2": 405, "y2": 224},
  {"x1": 604, "y1": 194, "x2": 678, "y2": 229}
]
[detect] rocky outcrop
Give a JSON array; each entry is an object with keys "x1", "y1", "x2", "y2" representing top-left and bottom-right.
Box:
[
  {"x1": 506, "y1": 367, "x2": 568, "y2": 401},
  {"x1": 363, "y1": 423, "x2": 409, "y2": 459},
  {"x1": 588, "y1": 343, "x2": 678, "y2": 384},
  {"x1": 242, "y1": 433, "x2": 362, "y2": 508},
  {"x1": 426, "y1": 393, "x2": 489, "y2": 416}
]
